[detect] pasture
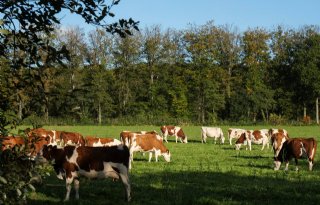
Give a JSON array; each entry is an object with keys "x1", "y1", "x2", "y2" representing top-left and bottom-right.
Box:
[{"x1": 20, "y1": 125, "x2": 320, "y2": 204}]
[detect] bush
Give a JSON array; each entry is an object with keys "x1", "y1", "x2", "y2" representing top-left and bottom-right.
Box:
[
  {"x1": 0, "y1": 111, "x2": 47, "y2": 205},
  {"x1": 269, "y1": 113, "x2": 285, "y2": 125}
]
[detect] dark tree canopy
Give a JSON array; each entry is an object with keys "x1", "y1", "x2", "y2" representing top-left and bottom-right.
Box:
[{"x1": 0, "y1": 0, "x2": 139, "y2": 69}]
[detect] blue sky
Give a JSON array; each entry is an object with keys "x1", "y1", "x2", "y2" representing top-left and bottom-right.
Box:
[{"x1": 60, "y1": 0, "x2": 320, "y2": 33}]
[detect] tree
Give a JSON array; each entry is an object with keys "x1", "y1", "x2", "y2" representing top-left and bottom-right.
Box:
[
  {"x1": 86, "y1": 29, "x2": 114, "y2": 124},
  {"x1": 291, "y1": 26, "x2": 320, "y2": 121},
  {"x1": 184, "y1": 22, "x2": 226, "y2": 123},
  {"x1": 269, "y1": 26, "x2": 299, "y2": 119},
  {"x1": 240, "y1": 28, "x2": 274, "y2": 122},
  {"x1": 112, "y1": 32, "x2": 142, "y2": 116},
  {"x1": 0, "y1": 0, "x2": 138, "y2": 67}
]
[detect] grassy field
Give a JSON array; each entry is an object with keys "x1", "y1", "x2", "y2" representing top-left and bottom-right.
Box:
[{"x1": 17, "y1": 125, "x2": 320, "y2": 205}]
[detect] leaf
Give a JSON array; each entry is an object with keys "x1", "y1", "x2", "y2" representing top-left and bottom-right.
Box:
[
  {"x1": 28, "y1": 184, "x2": 36, "y2": 192},
  {"x1": 0, "y1": 176, "x2": 7, "y2": 184},
  {"x1": 16, "y1": 189, "x2": 22, "y2": 197}
]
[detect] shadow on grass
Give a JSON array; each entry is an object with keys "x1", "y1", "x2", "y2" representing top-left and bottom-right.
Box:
[
  {"x1": 28, "y1": 169, "x2": 320, "y2": 205},
  {"x1": 231, "y1": 155, "x2": 271, "y2": 159}
]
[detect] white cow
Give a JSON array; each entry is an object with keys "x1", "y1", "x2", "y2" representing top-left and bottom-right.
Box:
[
  {"x1": 228, "y1": 128, "x2": 246, "y2": 145},
  {"x1": 201, "y1": 127, "x2": 225, "y2": 144}
]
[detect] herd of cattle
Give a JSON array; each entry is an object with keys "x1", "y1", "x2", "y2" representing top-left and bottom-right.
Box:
[{"x1": 0, "y1": 125, "x2": 317, "y2": 201}]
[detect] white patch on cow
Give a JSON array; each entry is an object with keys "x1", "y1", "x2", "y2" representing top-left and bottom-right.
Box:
[
  {"x1": 310, "y1": 148, "x2": 315, "y2": 159},
  {"x1": 67, "y1": 148, "x2": 79, "y2": 166},
  {"x1": 274, "y1": 137, "x2": 286, "y2": 157},
  {"x1": 156, "y1": 134, "x2": 163, "y2": 141},
  {"x1": 57, "y1": 172, "x2": 64, "y2": 180},
  {"x1": 92, "y1": 140, "x2": 104, "y2": 147}
]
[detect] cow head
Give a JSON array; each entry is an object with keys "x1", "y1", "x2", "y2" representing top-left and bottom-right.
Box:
[
  {"x1": 162, "y1": 150, "x2": 171, "y2": 162},
  {"x1": 221, "y1": 135, "x2": 225, "y2": 144},
  {"x1": 182, "y1": 136, "x2": 188, "y2": 143},
  {"x1": 271, "y1": 132, "x2": 288, "y2": 157}
]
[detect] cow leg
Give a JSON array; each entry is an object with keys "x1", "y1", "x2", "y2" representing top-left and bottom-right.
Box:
[
  {"x1": 148, "y1": 152, "x2": 153, "y2": 162},
  {"x1": 261, "y1": 141, "x2": 265, "y2": 150},
  {"x1": 284, "y1": 161, "x2": 290, "y2": 171},
  {"x1": 119, "y1": 168, "x2": 131, "y2": 202},
  {"x1": 202, "y1": 135, "x2": 206, "y2": 143},
  {"x1": 229, "y1": 137, "x2": 232, "y2": 145},
  {"x1": 155, "y1": 150, "x2": 159, "y2": 162},
  {"x1": 64, "y1": 177, "x2": 73, "y2": 201},
  {"x1": 274, "y1": 160, "x2": 281, "y2": 170},
  {"x1": 164, "y1": 134, "x2": 168, "y2": 143},
  {"x1": 309, "y1": 159, "x2": 313, "y2": 171},
  {"x1": 294, "y1": 159, "x2": 299, "y2": 171},
  {"x1": 74, "y1": 178, "x2": 80, "y2": 200}
]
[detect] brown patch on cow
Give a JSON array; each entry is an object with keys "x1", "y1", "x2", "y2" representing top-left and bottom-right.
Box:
[
  {"x1": 252, "y1": 130, "x2": 262, "y2": 140},
  {"x1": 176, "y1": 129, "x2": 186, "y2": 140},
  {"x1": 161, "y1": 126, "x2": 175, "y2": 136},
  {"x1": 60, "y1": 132, "x2": 85, "y2": 146},
  {"x1": 235, "y1": 133, "x2": 246, "y2": 144}
]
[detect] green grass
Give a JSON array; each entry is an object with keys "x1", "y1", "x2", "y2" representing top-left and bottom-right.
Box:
[{"x1": 15, "y1": 125, "x2": 320, "y2": 205}]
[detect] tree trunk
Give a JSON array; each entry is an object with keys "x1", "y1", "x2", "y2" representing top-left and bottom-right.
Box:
[
  {"x1": 316, "y1": 97, "x2": 319, "y2": 124},
  {"x1": 18, "y1": 98, "x2": 23, "y2": 120},
  {"x1": 98, "y1": 102, "x2": 102, "y2": 125}
]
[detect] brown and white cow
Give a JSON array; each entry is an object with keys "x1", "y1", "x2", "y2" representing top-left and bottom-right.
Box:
[
  {"x1": 269, "y1": 128, "x2": 289, "y2": 139},
  {"x1": 235, "y1": 130, "x2": 252, "y2": 151},
  {"x1": 160, "y1": 125, "x2": 188, "y2": 143},
  {"x1": 39, "y1": 144, "x2": 131, "y2": 201},
  {"x1": 201, "y1": 127, "x2": 225, "y2": 144},
  {"x1": 250, "y1": 129, "x2": 270, "y2": 150},
  {"x1": 85, "y1": 136, "x2": 121, "y2": 147},
  {"x1": 120, "y1": 130, "x2": 159, "y2": 147},
  {"x1": 127, "y1": 133, "x2": 170, "y2": 169},
  {"x1": 1, "y1": 134, "x2": 51, "y2": 160},
  {"x1": 228, "y1": 128, "x2": 246, "y2": 145},
  {"x1": 59, "y1": 131, "x2": 85, "y2": 146},
  {"x1": 26, "y1": 128, "x2": 55, "y2": 144},
  {"x1": 273, "y1": 137, "x2": 317, "y2": 171},
  {"x1": 271, "y1": 131, "x2": 290, "y2": 158},
  {"x1": 1, "y1": 135, "x2": 25, "y2": 151}
]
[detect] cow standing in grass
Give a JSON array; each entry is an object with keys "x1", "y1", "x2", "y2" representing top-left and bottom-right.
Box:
[
  {"x1": 201, "y1": 127, "x2": 225, "y2": 144},
  {"x1": 160, "y1": 125, "x2": 188, "y2": 143},
  {"x1": 39, "y1": 144, "x2": 131, "y2": 201},
  {"x1": 228, "y1": 128, "x2": 246, "y2": 145},
  {"x1": 235, "y1": 130, "x2": 252, "y2": 151},
  {"x1": 272, "y1": 131, "x2": 317, "y2": 171},
  {"x1": 126, "y1": 132, "x2": 170, "y2": 169}
]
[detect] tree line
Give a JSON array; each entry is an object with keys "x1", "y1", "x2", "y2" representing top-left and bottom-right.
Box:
[{"x1": 1, "y1": 22, "x2": 320, "y2": 125}]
